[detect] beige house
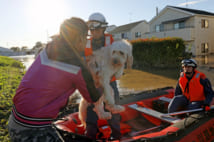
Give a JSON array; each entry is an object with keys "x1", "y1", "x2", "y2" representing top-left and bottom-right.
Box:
[
  {"x1": 109, "y1": 20, "x2": 149, "y2": 40},
  {"x1": 144, "y1": 6, "x2": 214, "y2": 56}
]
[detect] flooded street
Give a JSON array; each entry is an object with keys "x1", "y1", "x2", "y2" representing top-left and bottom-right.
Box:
[
  {"x1": 117, "y1": 69, "x2": 177, "y2": 94},
  {"x1": 10, "y1": 54, "x2": 214, "y2": 94}
]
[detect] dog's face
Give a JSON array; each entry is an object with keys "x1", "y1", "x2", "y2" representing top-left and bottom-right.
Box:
[
  {"x1": 110, "y1": 40, "x2": 133, "y2": 69},
  {"x1": 111, "y1": 49, "x2": 127, "y2": 68}
]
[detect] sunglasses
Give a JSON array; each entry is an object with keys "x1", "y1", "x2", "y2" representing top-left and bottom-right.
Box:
[{"x1": 87, "y1": 21, "x2": 107, "y2": 30}]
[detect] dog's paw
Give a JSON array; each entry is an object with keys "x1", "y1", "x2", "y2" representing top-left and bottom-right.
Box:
[
  {"x1": 106, "y1": 105, "x2": 125, "y2": 114},
  {"x1": 95, "y1": 110, "x2": 112, "y2": 120}
]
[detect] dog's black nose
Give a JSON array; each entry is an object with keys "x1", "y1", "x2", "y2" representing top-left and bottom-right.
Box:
[{"x1": 113, "y1": 59, "x2": 118, "y2": 64}]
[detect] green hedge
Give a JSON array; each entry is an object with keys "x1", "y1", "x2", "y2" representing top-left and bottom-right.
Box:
[{"x1": 131, "y1": 37, "x2": 191, "y2": 69}]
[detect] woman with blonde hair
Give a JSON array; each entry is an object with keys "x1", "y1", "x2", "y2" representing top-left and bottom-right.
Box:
[{"x1": 8, "y1": 17, "x2": 102, "y2": 142}]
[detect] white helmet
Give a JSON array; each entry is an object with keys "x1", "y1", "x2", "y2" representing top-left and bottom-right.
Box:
[
  {"x1": 87, "y1": 12, "x2": 108, "y2": 30},
  {"x1": 181, "y1": 59, "x2": 197, "y2": 68}
]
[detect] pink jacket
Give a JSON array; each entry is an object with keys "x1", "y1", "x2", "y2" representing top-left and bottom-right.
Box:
[{"x1": 13, "y1": 49, "x2": 94, "y2": 125}]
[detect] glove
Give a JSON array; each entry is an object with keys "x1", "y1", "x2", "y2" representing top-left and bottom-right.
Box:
[{"x1": 202, "y1": 104, "x2": 211, "y2": 111}]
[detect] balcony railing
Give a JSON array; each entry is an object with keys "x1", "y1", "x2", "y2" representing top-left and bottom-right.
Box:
[{"x1": 144, "y1": 26, "x2": 195, "y2": 41}]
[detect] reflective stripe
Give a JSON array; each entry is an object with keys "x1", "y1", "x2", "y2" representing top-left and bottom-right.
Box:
[
  {"x1": 12, "y1": 107, "x2": 53, "y2": 128},
  {"x1": 195, "y1": 73, "x2": 200, "y2": 78},
  {"x1": 86, "y1": 40, "x2": 91, "y2": 48},
  {"x1": 13, "y1": 105, "x2": 53, "y2": 122},
  {"x1": 11, "y1": 113, "x2": 52, "y2": 128},
  {"x1": 40, "y1": 49, "x2": 80, "y2": 74}
]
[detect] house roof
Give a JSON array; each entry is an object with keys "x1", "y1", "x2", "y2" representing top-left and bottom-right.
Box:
[
  {"x1": 169, "y1": 6, "x2": 214, "y2": 16},
  {"x1": 162, "y1": 16, "x2": 192, "y2": 24},
  {"x1": 110, "y1": 20, "x2": 146, "y2": 34},
  {"x1": 150, "y1": 6, "x2": 214, "y2": 23}
]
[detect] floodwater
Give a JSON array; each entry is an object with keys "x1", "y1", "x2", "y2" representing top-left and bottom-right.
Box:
[
  {"x1": 9, "y1": 54, "x2": 214, "y2": 94},
  {"x1": 117, "y1": 69, "x2": 178, "y2": 94},
  {"x1": 10, "y1": 54, "x2": 35, "y2": 70}
]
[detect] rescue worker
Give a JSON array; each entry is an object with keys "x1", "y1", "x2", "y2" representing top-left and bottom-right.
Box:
[
  {"x1": 8, "y1": 17, "x2": 102, "y2": 142},
  {"x1": 85, "y1": 12, "x2": 121, "y2": 140},
  {"x1": 168, "y1": 59, "x2": 214, "y2": 113}
]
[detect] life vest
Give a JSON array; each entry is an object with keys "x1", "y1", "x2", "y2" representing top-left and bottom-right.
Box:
[
  {"x1": 85, "y1": 34, "x2": 113, "y2": 56},
  {"x1": 96, "y1": 119, "x2": 111, "y2": 139},
  {"x1": 179, "y1": 70, "x2": 206, "y2": 102},
  {"x1": 85, "y1": 34, "x2": 116, "y2": 82}
]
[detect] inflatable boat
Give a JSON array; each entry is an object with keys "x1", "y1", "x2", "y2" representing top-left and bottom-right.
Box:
[{"x1": 54, "y1": 87, "x2": 214, "y2": 142}]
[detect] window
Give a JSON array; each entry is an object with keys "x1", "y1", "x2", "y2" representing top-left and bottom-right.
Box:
[
  {"x1": 174, "y1": 21, "x2": 185, "y2": 29},
  {"x1": 201, "y1": 43, "x2": 209, "y2": 53},
  {"x1": 155, "y1": 24, "x2": 164, "y2": 32},
  {"x1": 121, "y1": 33, "x2": 128, "y2": 39},
  {"x1": 201, "y1": 19, "x2": 209, "y2": 28},
  {"x1": 135, "y1": 32, "x2": 141, "y2": 38},
  {"x1": 160, "y1": 24, "x2": 164, "y2": 31},
  {"x1": 155, "y1": 25, "x2": 160, "y2": 32},
  {"x1": 179, "y1": 21, "x2": 185, "y2": 28},
  {"x1": 174, "y1": 23, "x2": 179, "y2": 29}
]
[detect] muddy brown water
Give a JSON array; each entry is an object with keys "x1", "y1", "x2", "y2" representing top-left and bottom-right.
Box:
[{"x1": 117, "y1": 69, "x2": 178, "y2": 95}]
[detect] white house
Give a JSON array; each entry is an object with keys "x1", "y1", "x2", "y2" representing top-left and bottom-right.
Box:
[
  {"x1": 109, "y1": 20, "x2": 149, "y2": 40},
  {"x1": 106, "y1": 25, "x2": 117, "y2": 33},
  {"x1": 144, "y1": 6, "x2": 214, "y2": 56}
]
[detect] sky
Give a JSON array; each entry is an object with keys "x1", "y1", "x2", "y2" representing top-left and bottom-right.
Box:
[{"x1": 0, "y1": 0, "x2": 214, "y2": 49}]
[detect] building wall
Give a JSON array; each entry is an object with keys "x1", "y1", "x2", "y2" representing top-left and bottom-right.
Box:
[
  {"x1": 146, "y1": 7, "x2": 214, "y2": 56},
  {"x1": 113, "y1": 33, "x2": 122, "y2": 40},
  {"x1": 112, "y1": 31, "x2": 131, "y2": 40},
  {"x1": 194, "y1": 15, "x2": 214, "y2": 55},
  {"x1": 131, "y1": 22, "x2": 149, "y2": 40},
  {"x1": 150, "y1": 8, "x2": 192, "y2": 32}
]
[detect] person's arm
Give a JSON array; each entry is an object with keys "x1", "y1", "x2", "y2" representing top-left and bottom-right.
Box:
[
  {"x1": 175, "y1": 81, "x2": 183, "y2": 96},
  {"x1": 200, "y1": 78, "x2": 214, "y2": 105},
  {"x1": 75, "y1": 69, "x2": 102, "y2": 103}
]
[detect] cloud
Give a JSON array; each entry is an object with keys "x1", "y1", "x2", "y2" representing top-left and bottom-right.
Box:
[{"x1": 178, "y1": 0, "x2": 207, "y2": 7}]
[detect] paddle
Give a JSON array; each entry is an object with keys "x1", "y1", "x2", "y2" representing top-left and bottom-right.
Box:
[{"x1": 161, "y1": 105, "x2": 214, "y2": 117}]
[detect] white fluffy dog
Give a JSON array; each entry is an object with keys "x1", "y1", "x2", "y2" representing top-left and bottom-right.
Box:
[{"x1": 79, "y1": 39, "x2": 133, "y2": 127}]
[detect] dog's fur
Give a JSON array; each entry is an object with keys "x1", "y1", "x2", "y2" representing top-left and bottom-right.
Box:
[{"x1": 79, "y1": 39, "x2": 133, "y2": 127}]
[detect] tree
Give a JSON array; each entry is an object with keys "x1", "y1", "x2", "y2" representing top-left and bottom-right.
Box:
[
  {"x1": 32, "y1": 41, "x2": 43, "y2": 50},
  {"x1": 10, "y1": 47, "x2": 20, "y2": 52},
  {"x1": 21, "y1": 46, "x2": 28, "y2": 51}
]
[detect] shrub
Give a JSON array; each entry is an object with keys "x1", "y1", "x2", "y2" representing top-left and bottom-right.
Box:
[{"x1": 131, "y1": 37, "x2": 191, "y2": 69}]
